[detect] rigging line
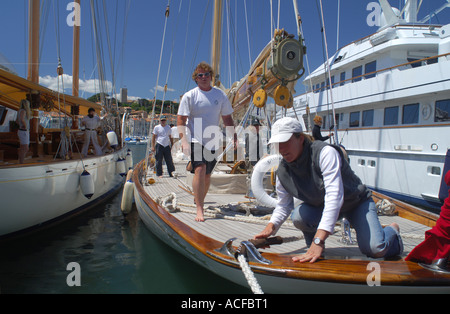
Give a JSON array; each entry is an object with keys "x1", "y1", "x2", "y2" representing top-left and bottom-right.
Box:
[
  {"x1": 277, "y1": 0, "x2": 281, "y2": 30},
  {"x1": 243, "y1": 0, "x2": 252, "y2": 66},
  {"x1": 118, "y1": 0, "x2": 131, "y2": 90},
  {"x1": 180, "y1": 0, "x2": 192, "y2": 95},
  {"x1": 146, "y1": 0, "x2": 171, "y2": 176},
  {"x1": 39, "y1": 0, "x2": 51, "y2": 65},
  {"x1": 150, "y1": 0, "x2": 171, "y2": 123},
  {"x1": 101, "y1": 0, "x2": 118, "y2": 105},
  {"x1": 336, "y1": 0, "x2": 340, "y2": 51},
  {"x1": 182, "y1": 0, "x2": 211, "y2": 94},
  {"x1": 161, "y1": 0, "x2": 184, "y2": 116},
  {"x1": 52, "y1": 0, "x2": 61, "y2": 63},
  {"x1": 318, "y1": 0, "x2": 338, "y2": 144}
]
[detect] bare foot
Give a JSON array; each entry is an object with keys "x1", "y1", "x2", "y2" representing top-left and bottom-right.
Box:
[{"x1": 195, "y1": 208, "x2": 205, "y2": 222}]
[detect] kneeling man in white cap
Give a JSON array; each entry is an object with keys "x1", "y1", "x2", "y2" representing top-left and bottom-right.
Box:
[{"x1": 254, "y1": 117, "x2": 403, "y2": 263}]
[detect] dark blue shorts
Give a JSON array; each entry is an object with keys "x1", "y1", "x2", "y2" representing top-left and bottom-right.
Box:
[{"x1": 190, "y1": 142, "x2": 218, "y2": 175}]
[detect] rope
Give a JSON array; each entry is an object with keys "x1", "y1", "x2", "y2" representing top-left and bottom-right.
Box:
[{"x1": 236, "y1": 254, "x2": 264, "y2": 294}]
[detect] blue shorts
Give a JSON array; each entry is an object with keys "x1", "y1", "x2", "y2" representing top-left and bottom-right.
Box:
[{"x1": 190, "y1": 142, "x2": 218, "y2": 175}]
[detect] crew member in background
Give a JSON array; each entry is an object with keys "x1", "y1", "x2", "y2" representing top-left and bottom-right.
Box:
[
  {"x1": 17, "y1": 99, "x2": 31, "y2": 163},
  {"x1": 152, "y1": 116, "x2": 175, "y2": 178},
  {"x1": 312, "y1": 115, "x2": 333, "y2": 142},
  {"x1": 81, "y1": 107, "x2": 103, "y2": 157}
]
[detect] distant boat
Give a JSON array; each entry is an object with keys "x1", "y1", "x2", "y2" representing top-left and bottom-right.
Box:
[{"x1": 0, "y1": 0, "x2": 130, "y2": 239}]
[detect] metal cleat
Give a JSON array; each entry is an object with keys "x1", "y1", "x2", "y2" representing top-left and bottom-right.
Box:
[
  {"x1": 216, "y1": 238, "x2": 238, "y2": 258},
  {"x1": 239, "y1": 241, "x2": 272, "y2": 265},
  {"x1": 419, "y1": 257, "x2": 450, "y2": 274}
]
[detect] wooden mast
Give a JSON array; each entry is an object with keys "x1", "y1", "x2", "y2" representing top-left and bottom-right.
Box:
[
  {"x1": 27, "y1": 0, "x2": 40, "y2": 84},
  {"x1": 211, "y1": 0, "x2": 222, "y2": 87},
  {"x1": 27, "y1": 0, "x2": 40, "y2": 135},
  {"x1": 72, "y1": 0, "x2": 80, "y2": 128}
]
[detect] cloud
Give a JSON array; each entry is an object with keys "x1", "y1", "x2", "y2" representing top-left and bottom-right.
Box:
[
  {"x1": 39, "y1": 74, "x2": 113, "y2": 96},
  {"x1": 149, "y1": 84, "x2": 175, "y2": 94}
]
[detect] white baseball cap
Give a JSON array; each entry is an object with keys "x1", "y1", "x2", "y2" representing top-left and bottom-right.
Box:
[{"x1": 268, "y1": 117, "x2": 303, "y2": 144}]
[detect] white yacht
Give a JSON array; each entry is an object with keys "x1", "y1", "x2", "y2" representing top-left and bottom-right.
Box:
[{"x1": 284, "y1": 0, "x2": 450, "y2": 210}]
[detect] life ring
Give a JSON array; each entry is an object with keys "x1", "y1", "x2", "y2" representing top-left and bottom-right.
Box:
[
  {"x1": 121, "y1": 180, "x2": 135, "y2": 215},
  {"x1": 251, "y1": 155, "x2": 301, "y2": 208}
]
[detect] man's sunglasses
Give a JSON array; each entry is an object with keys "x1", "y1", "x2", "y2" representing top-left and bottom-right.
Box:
[{"x1": 196, "y1": 72, "x2": 211, "y2": 78}]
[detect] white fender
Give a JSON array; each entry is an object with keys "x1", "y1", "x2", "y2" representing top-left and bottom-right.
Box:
[
  {"x1": 125, "y1": 150, "x2": 133, "y2": 170},
  {"x1": 251, "y1": 154, "x2": 301, "y2": 208},
  {"x1": 107, "y1": 131, "x2": 118, "y2": 148},
  {"x1": 116, "y1": 158, "x2": 126, "y2": 176},
  {"x1": 121, "y1": 180, "x2": 135, "y2": 214},
  {"x1": 80, "y1": 170, "x2": 94, "y2": 199}
]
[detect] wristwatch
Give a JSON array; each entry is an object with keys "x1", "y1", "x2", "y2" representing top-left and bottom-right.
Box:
[{"x1": 313, "y1": 237, "x2": 325, "y2": 246}]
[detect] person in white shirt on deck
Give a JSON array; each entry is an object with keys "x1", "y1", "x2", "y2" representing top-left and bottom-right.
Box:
[
  {"x1": 177, "y1": 61, "x2": 237, "y2": 222},
  {"x1": 254, "y1": 117, "x2": 403, "y2": 263},
  {"x1": 152, "y1": 116, "x2": 175, "y2": 178},
  {"x1": 81, "y1": 108, "x2": 103, "y2": 157}
]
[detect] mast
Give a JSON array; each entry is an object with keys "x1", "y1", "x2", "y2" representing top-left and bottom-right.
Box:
[
  {"x1": 72, "y1": 0, "x2": 80, "y2": 97},
  {"x1": 27, "y1": 0, "x2": 40, "y2": 84},
  {"x1": 72, "y1": 0, "x2": 81, "y2": 128},
  {"x1": 211, "y1": 0, "x2": 223, "y2": 87},
  {"x1": 27, "y1": 0, "x2": 40, "y2": 135}
]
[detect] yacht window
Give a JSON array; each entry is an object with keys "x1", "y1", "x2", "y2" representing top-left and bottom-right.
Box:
[
  {"x1": 384, "y1": 106, "x2": 399, "y2": 125},
  {"x1": 435, "y1": 99, "x2": 450, "y2": 122},
  {"x1": 350, "y1": 111, "x2": 360, "y2": 127},
  {"x1": 352, "y1": 66, "x2": 362, "y2": 82},
  {"x1": 364, "y1": 61, "x2": 376, "y2": 79},
  {"x1": 402, "y1": 103, "x2": 419, "y2": 124},
  {"x1": 362, "y1": 109, "x2": 374, "y2": 126},
  {"x1": 407, "y1": 58, "x2": 422, "y2": 68},
  {"x1": 320, "y1": 81, "x2": 325, "y2": 92},
  {"x1": 426, "y1": 57, "x2": 438, "y2": 65},
  {"x1": 340, "y1": 72, "x2": 345, "y2": 86}
]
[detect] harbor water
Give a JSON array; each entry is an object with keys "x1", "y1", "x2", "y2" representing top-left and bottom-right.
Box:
[{"x1": 0, "y1": 144, "x2": 250, "y2": 294}]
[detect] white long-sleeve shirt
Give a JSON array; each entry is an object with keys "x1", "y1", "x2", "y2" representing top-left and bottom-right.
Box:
[{"x1": 269, "y1": 145, "x2": 344, "y2": 234}]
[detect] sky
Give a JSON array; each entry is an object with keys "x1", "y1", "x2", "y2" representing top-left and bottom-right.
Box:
[{"x1": 1, "y1": 0, "x2": 450, "y2": 105}]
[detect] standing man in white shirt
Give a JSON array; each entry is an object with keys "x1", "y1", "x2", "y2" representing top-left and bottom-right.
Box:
[
  {"x1": 81, "y1": 107, "x2": 103, "y2": 157},
  {"x1": 152, "y1": 115, "x2": 175, "y2": 178},
  {"x1": 17, "y1": 99, "x2": 31, "y2": 163},
  {"x1": 254, "y1": 117, "x2": 403, "y2": 263},
  {"x1": 177, "y1": 61, "x2": 236, "y2": 222}
]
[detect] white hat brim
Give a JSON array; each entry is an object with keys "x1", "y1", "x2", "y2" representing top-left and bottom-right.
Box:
[{"x1": 268, "y1": 132, "x2": 293, "y2": 144}]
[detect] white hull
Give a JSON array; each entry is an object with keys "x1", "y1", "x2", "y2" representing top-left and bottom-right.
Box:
[{"x1": 0, "y1": 148, "x2": 127, "y2": 238}]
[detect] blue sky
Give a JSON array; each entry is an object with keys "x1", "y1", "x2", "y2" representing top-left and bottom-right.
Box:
[{"x1": 1, "y1": 0, "x2": 449, "y2": 104}]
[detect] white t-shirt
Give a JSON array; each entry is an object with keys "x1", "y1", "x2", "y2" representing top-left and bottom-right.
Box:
[
  {"x1": 152, "y1": 124, "x2": 172, "y2": 147},
  {"x1": 82, "y1": 115, "x2": 101, "y2": 130},
  {"x1": 177, "y1": 86, "x2": 233, "y2": 150}
]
